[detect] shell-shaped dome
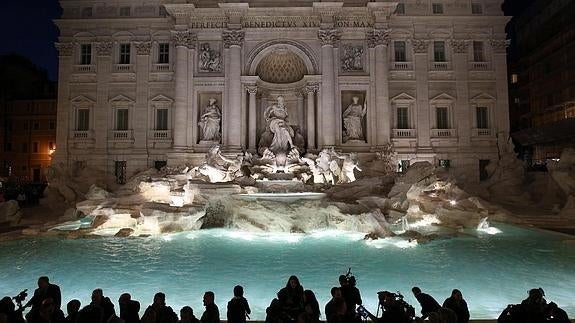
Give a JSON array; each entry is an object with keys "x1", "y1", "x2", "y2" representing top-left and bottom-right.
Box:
[{"x1": 256, "y1": 49, "x2": 308, "y2": 84}]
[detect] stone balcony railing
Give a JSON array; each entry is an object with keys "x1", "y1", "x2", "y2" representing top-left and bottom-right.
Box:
[
  {"x1": 152, "y1": 63, "x2": 171, "y2": 72},
  {"x1": 149, "y1": 130, "x2": 172, "y2": 140},
  {"x1": 392, "y1": 128, "x2": 416, "y2": 138},
  {"x1": 470, "y1": 61, "x2": 490, "y2": 71},
  {"x1": 430, "y1": 61, "x2": 451, "y2": 70},
  {"x1": 71, "y1": 130, "x2": 93, "y2": 140},
  {"x1": 392, "y1": 62, "x2": 413, "y2": 70},
  {"x1": 431, "y1": 128, "x2": 457, "y2": 137},
  {"x1": 472, "y1": 128, "x2": 492, "y2": 137},
  {"x1": 114, "y1": 64, "x2": 134, "y2": 73},
  {"x1": 109, "y1": 130, "x2": 133, "y2": 141},
  {"x1": 73, "y1": 64, "x2": 96, "y2": 73}
]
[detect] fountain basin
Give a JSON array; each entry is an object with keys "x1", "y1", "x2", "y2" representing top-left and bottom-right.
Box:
[{"x1": 233, "y1": 192, "x2": 326, "y2": 202}]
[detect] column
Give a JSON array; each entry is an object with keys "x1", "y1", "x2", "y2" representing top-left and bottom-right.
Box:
[
  {"x1": 223, "y1": 29, "x2": 245, "y2": 150},
  {"x1": 491, "y1": 39, "x2": 511, "y2": 137},
  {"x1": 171, "y1": 30, "x2": 193, "y2": 149},
  {"x1": 94, "y1": 41, "x2": 113, "y2": 152},
  {"x1": 451, "y1": 39, "x2": 471, "y2": 147},
  {"x1": 413, "y1": 39, "x2": 431, "y2": 148},
  {"x1": 134, "y1": 42, "x2": 151, "y2": 150},
  {"x1": 305, "y1": 83, "x2": 319, "y2": 150},
  {"x1": 368, "y1": 29, "x2": 391, "y2": 146},
  {"x1": 187, "y1": 41, "x2": 197, "y2": 146},
  {"x1": 246, "y1": 85, "x2": 258, "y2": 151},
  {"x1": 53, "y1": 43, "x2": 74, "y2": 165},
  {"x1": 296, "y1": 91, "x2": 305, "y2": 130},
  {"x1": 318, "y1": 28, "x2": 340, "y2": 147}
]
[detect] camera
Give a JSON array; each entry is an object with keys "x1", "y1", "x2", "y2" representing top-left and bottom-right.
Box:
[
  {"x1": 345, "y1": 268, "x2": 357, "y2": 287},
  {"x1": 357, "y1": 305, "x2": 370, "y2": 318},
  {"x1": 377, "y1": 291, "x2": 415, "y2": 320},
  {"x1": 12, "y1": 289, "x2": 28, "y2": 309}
]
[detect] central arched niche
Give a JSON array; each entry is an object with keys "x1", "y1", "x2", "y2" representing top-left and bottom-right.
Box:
[{"x1": 256, "y1": 48, "x2": 308, "y2": 84}]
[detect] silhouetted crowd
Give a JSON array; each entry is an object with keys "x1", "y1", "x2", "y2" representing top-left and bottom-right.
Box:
[{"x1": 0, "y1": 275, "x2": 571, "y2": 323}]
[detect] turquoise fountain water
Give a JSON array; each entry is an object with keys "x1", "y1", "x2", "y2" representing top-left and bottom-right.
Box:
[{"x1": 1, "y1": 224, "x2": 574, "y2": 320}]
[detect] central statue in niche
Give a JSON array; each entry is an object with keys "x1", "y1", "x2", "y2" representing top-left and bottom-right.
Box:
[{"x1": 258, "y1": 96, "x2": 304, "y2": 169}]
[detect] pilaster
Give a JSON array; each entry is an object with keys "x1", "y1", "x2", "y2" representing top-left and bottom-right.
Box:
[
  {"x1": 53, "y1": 42, "x2": 74, "y2": 165},
  {"x1": 94, "y1": 41, "x2": 113, "y2": 152},
  {"x1": 134, "y1": 42, "x2": 151, "y2": 150},
  {"x1": 413, "y1": 39, "x2": 431, "y2": 148},
  {"x1": 451, "y1": 39, "x2": 471, "y2": 147},
  {"x1": 368, "y1": 29, "x2": 392, "y2": 146},
  {"x1": 246, "y1": 85, "x2": 258, "y2": 151},
  {"x1": 223, "y1": 29, "x2": 245, "y2": 150},
  {"x1": 172, "y1": 30, "x2": 196, "y2": 150},
  {"x1": 318, "y1": 28, "x2": 340, "y2": 147},
  {"x1": 491, "y1": 39, "x2": 511, "y2": 137},
  {"x1": 305, "y1": 83, "x2": 319, "y2": 150}
]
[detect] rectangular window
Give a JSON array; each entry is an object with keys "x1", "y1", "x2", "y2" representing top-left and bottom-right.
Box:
[
  {"x1": 116, "y1": 109, "x2": 129, "y2": 130},
  {"x1": 119, "y1": 44, "x2": 131, "y2": 64},
  {"x1": 436, "y1": 107, "x2": 449, "y2": 129},
  {"x1": 156, "y1": 109, "x2": 168, "y2": 130},
  {"x1": 397, "y1": 107, "x2": 409, "y2": 129},
  {"x1": 77, "y1": 109, "x2": 90, "y2": 131},
  {"x1": 399, "y1": 160, "x2": 410, "y2": 173},
  {"x1": 80, "y1": 44, "x2": 92, "y2": 65},
  {"x1": 439, "y1": 159, "x2": 451, "y2": 168},
  {"x1": 471, "y1": 3, "x2": 483, "y2": 14},
  {"x1": 395, "y1": 3, "x2": 405, "y2": 14},
  {"x1": 511, "y1": 73, "x2": 518, "y2": 84},
  {"x1": 119, "y1": 6, "x2": 131, "y2": 16},
  {"x1": 432, "y1": 3, "x2": 444, "y2": 14},
  {"x1": 476, "y1": 107, "x2": 489, "y2": 129},
  {"x1": 158, "y1": 43, "x2": 170, "y2": 64},
  {"x1": 394, "y1": 41, "x2": 406, "y2": 62},
  {"x1": 159, "y1": 6, "x2": 167, "y2": 17},
  {"x1": 33, "y1": 142, "x2": 39, "y2": 153},
  {"x1": 81, "y1": 7, "x2": 92, "y2": 18},
  {"x1": 473, "y1": 41, "x2": 485, "y2": 62},
  {"x1": 115, "y1": 161, "x2": 127, "y2": 184},
  {"x1": 22, "y1": 143, "x2": 28, "y2": 153},
  {"x1": 434, "y1": 41, "x2": 446, "y2": 62}
]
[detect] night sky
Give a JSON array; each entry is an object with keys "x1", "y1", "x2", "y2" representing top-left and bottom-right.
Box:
[{"x1": 0, "y1": 0, "x2": 61, "y2": 81}]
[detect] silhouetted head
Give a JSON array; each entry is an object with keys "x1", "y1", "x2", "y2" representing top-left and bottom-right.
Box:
[
  {"x1": 180, "y1": 306, "x2": 194, "y2": 321},
  {"x1": 92, "y1": 289, "x2": 103, "y2": 304},
  {"x1": 286, "y1": 275, "x2": 301, "y2": 289},
  {"x1": 233, "y1": 285, "x2": 244, "y2": 297},
  {"x1": 412, "y1": 287, "x2": 422, "y2": 296},
  {"x1": 118, "y1": 293, "x2": 131, "y2": 305},
  {"x1": 339, "y1": 275, "x2": 348, "y2": 286},
  {"x1": 153, "y1": 293, "x2": 166, "y2": 307},
  {"x1": 38, "y1": 276, "x2": 49, "y2": 289},
  {"x1": 330, "y1": 287, "x2": 341, "y2": 298},
  {"x1": 303, "y1": 290, "x2": 317, "y2": 304},
  {"x1": 451, "y1": 289, "x2": 462, "y2": 301},
  {"x1": 203, "y1": 291, "x2": 215, "y2": 306},
  {"x1": 67, "y1": 299, "x2": 81, "y2": 315}
]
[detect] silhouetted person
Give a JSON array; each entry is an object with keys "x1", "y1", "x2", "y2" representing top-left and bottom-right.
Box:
[
  {"x1": 299, "y1": 290, "x2": 320, "y2": 322},
  {"x1": 412, "y1": 287, "x2": 440, "y2": 320},
  {"x1": 26, "y1": 276, "x2": 62, "y2": 314},
  {"x1": 545, "y1": 302, "x2": 570, "y2": 323},
  {"x1": 200, "y1": 291, "x2": 220, "y2": 323},
  {"x1": 443, "y1": 289, "x2": 469, "y2": 323},
  {"x1": 64, "y1": 300, "x2": 81, "y2": 323},
  {"x1": 179, "y1": 306, "x2": 200, "y2": 323},
  {"x1": 277, "y1": 275, "x2": 304, "y2": 321},
  {"x1": 338, "y1": 275, "x2": 361, "y2": 322},
  {"x1": 119, "y1": 293, "x2": 141, "y2": 323},
  {"x1": 0, "y1": 297, "x2": 25, "y2": 323},
  {"x1": 77, "y1": 289, "x2": 116, "y2": 323},
  {"x1": 364, "y1": 291, "x2": 411, "y2": 323},
  {"x1": 142, "y1": 292, "x2": 177, "y2": 323},
  {"x1": 27, "y1": 298, "x2": 65, "y2": 323},
  {"x1": 520, "y1": 288, "x2": 547, "y2": 323},
  {"x1": 324, "y1": 287, "x2": 341, "y2": 320},
  {"x1": 326, "y1": 297, "x2": 346, "y2": 323},
  {"x1": 227, "y1": 285, "x2": 250, "y2": 323}
]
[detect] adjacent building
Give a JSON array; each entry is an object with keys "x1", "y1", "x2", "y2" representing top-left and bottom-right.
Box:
[
  {"x1": 54, "y1": 0, "x2": 510, "y2": 184},
  {"x1": 508, "y1": 0, "x2": 575, "y2": 165}
]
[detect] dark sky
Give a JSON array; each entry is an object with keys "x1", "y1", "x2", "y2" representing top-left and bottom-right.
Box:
[{"x1": 0, "y1": 0, "x2": 61, "y2": 81}]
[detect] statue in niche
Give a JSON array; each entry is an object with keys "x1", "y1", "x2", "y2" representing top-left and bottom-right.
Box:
[
  {"x1": 342, "y1": 45, "x2": 364, "y2": 71},
  {"x1": 342, "y1": 96, "x2": 367, "y2": 142},
  {"x1": 198, "y1": 98, "x2": 221, "y2": 142},
  {"x1": 258, "y1": 96, "x2": 304, "y2": 169},
  {"x1": 199, "y1": 43, "x2": 222, "y2": 72}
]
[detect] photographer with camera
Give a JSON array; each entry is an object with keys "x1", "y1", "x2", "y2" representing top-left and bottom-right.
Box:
[
  {"x1": 356, "y1": 291, "x2": 413, "y2": 323},
  {"x1": 339, "y1": 269, "x2": 362, "y2": 323},
  {"x1": 0, "y1": 296, "x2": 25, "y2": 323},
  {"x1": 25, "y1": 276, "x2": 62, "y2": 315}
]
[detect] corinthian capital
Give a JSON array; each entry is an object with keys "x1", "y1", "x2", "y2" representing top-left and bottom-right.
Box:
[
  {"x1": 490, "y1": 39, "x2": 510, "y2": 54},
  {"x1": 318, "y1": 29, "x2": 341, "y2": 47},
  {"x1": 305, "y1": 83, "x2": 319, "y2": 94},
  {"x1": 172, "y1": 30, "x2": 197, "y2": 49},
  {"x1": 450, "y1": 39, "x2": 469, "y2": 54},
  {"x1": 95, "y1": 41, "x2": 114, "y2": 56},
  {"x1": 222, "y1": 29, "x2": 245, "y2": 48},
  {"x1": 55, "y1": 42, "x2": 74, "y2": 57},
  {"x1": 246, "y1": 85, "x2": 258, "y2": 95},
  {"x1": 135, "y1": 42, "x2": 152, "y2": 55},
  {"x1": 367, "y1": 29, "x2": 391, "y2": 48},
  {"x1": 412, "y1": 39, "x2": 429, "y2": 54}
]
